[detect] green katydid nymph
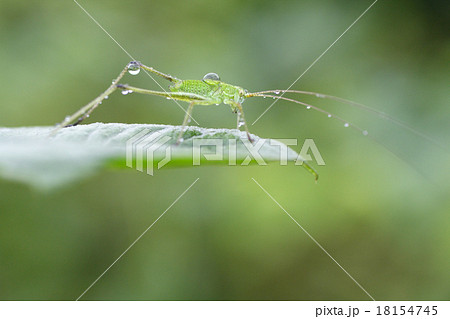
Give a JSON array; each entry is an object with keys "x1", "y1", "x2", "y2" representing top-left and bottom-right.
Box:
[{"x1": 54, "y1": 61, "x2": 371, "y2": 145}]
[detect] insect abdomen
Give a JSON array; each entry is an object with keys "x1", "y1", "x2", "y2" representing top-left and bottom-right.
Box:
[{"x1": 171, "y1": 80, "x2": 212, "y2": 96}]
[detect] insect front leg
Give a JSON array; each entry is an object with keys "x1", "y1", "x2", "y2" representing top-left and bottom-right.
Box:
[{"x1": 229, "y1": 101, "x2": 254, "y2": 143}]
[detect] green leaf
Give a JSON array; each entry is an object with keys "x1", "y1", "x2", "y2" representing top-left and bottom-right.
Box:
[{"x1": 0, "y1": 123, "x2": 317, "y2": 190}]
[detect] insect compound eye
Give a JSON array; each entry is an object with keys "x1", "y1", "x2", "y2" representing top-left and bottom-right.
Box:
[
  {"x1": 238, "y1": 89, "x2": 247, "y2": 97},
  {"x1": 203, "y1": 72, "x2": 220, "y2": 81}
]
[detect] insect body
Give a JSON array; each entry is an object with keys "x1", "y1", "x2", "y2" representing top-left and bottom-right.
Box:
[
  {"x1": 118, "y1": 63, "x2": 251, "y2": 144},
  {"x1": 56, "y1": 62, "x2": 255, "y2": 143},
  {"x1": 55, "y1": 61, "x2": 371, "y2": 143}
]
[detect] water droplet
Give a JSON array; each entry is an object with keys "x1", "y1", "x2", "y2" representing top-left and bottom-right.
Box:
[
  {"x1": 238, "y1": 120, "x2": 245, "y2": 128},
  {"x1": 263, "y1": 96, "x2": 266, "y2": 99},
  {"x1": 86, "y1": 114, "x2": 90, "y2": 118},
  {"x1": 128, "y1": 63, "x2": 140, "y2": 75},
  {"x1": 166, "y1": 97, "x2": 170, "y2": 100},
  {"x1": 306, "y1": 106, "x2": 311, "y2": 109},
  {"x1": 274, "y1": 90, "x2": 280, "y2": 94},
  {"x1": 122, "y1": 90, "x2": 132, "y2": 95},
  {"x1": 315, "y1": 93, "x2": 325, "y2": 98},
  {"x1": 215, "y1": 103, "x2": 219, "y2": 106},
  {"x1": 362, "y1": 130, "x2": 369, "y2": 136},
  {"x1": 344, "y1": 123, "x2": 349, "y2": 127},
  {"x1": 104, "y1": 95, "x2": 109, "y2": 99},
  {"x1": 272, "y1": 97, "x2": 276, "y2": 99},
  {"x1": 64, "y1": 116, "x2": 70, "y2": 121},
  {"x1": 203, "y1": 72, "x2": 220, "y2": 81},
  {"x1": 327, "y1": 114, "x2": 332, "y2": 118}
]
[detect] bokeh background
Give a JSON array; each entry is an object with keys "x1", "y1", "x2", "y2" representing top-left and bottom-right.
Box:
[{"x1": 0, "y1": 0, "x2": 449, "y2": 300}]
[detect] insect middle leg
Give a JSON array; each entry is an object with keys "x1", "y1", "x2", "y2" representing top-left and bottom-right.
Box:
[
  {"x1": 176, "y1": 101, "x2": 196, "y2": 144},
  {"x1": 116, "y1": 84, "x2": 213, "y2": 144}
]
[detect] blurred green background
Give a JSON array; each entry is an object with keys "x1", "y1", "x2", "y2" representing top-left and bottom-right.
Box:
[{"x1": 0, "y1": 0, "x2": 449, "y2": 300}]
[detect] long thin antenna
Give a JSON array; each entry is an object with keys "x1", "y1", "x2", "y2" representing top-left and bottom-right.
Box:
[
  {"x1": 249, "y1": 93, "x2": 369, "y2": 136},
  {"x1": 249, "y1": 90, "x2": 446, "y2": 150}
]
